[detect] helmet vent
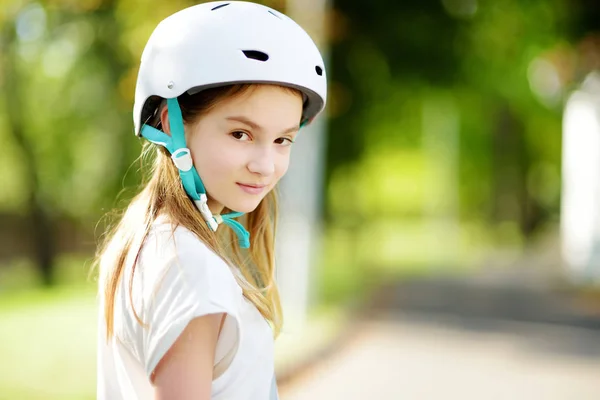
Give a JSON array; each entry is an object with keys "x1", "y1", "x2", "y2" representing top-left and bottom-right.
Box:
[
  {"x1": 268, "y1": 10, "x2": 282, "y2": 19},
  {"x1": 315, "y1": 66, "x2": 323, "y2": 76},
  {"x1": 242, "y1": 50, "x2": 269, "y2": 62},
  {"x1": 211, "y1": 3, "x2": 230, "y2": 11}
]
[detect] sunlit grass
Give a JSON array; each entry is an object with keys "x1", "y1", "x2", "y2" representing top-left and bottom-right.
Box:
[
  {"x1": 0, "y1": 255, "x2": 97, "y2": 399},
  {"x1": 0, "y1": 284, "x2": 97, "y2": 400}
]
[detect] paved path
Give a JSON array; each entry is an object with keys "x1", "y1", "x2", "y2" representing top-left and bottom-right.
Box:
[{"x1": 280, "y1": 311, "x2": 600, "y2": 400}]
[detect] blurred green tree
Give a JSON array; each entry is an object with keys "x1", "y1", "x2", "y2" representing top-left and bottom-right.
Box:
[{"x1": 327, "y1": 0, "x2": 599, "y2": 241}]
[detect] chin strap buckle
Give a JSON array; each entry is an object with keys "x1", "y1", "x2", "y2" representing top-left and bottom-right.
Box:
[
  {"x1": 171, "y1": 148, "x2": 193, "y2": 172},
  {"x1": 193, "y1": 194, "x2": 219, "y2": 231}
]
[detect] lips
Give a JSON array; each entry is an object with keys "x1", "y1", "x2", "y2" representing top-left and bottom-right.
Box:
[
  {"x1": 238, "y1": 183, "x2": 267, "y2": 188},
  {"x1": 237, "y1": 182, "x2": 268, "y2": 195}
]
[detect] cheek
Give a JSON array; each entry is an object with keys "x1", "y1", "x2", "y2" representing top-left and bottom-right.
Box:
[
  {"x1": 275, "y1": 151, "x2": 291, "y2": 178},
  {"x1": 189, "y1": 135, "x2": 239, "y2": 178}
]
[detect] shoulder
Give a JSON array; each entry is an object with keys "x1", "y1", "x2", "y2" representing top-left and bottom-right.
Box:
[
  {"x1": 122, "y1": 219, "x2": 244, "y2": 379},
  {"x1": 137, "y1": 219, "x2": 242, "y2": 303},
  {"x1": 143, "y1": 219, "x2": 214, "y2": 263}
]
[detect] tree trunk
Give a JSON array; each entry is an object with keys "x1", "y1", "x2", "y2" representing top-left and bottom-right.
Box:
[
  {"x1": 1, "y1": 20, "x2": 56, "y2": 286},
  {"x1": 490, "y1": 102, "x2": 540, "y2": 238}
]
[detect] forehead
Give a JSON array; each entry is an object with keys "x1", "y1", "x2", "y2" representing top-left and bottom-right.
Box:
[{"x1": 212, "y1": 85, "x2": 303, "y2": 121}]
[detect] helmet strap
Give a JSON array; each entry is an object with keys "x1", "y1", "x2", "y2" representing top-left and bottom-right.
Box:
[{"x1": 140, "y1": 98, "x2": 250, "y2": 248}]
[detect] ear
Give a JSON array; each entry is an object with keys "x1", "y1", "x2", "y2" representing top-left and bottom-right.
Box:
[{"x1": 159, "y1": 104, "x2": 171, "y2": 136}]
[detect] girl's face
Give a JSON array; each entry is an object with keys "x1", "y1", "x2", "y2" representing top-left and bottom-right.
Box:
[{"x1": 184, "y1": 85, "x2": 303, "y2": 213}]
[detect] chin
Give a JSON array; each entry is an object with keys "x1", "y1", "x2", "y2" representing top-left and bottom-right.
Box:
[{"x1": 223, "y1": 198, "x2": 263, "y2": 214}]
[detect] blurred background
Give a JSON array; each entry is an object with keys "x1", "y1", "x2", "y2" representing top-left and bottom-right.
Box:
[{"x1": 2, "y1": 0, "x2": 600, "y2": 399}]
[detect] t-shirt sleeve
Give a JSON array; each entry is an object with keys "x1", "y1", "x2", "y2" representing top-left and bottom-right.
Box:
[{"x1": 138, "y1": 227, "x2": 242, "y2": 379}]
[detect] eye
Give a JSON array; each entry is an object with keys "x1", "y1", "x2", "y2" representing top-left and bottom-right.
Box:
[
  {"x1": 275, "y1": 137, "x2": 294, "y2": 146},
  {"x1": 231, "y1": 131, "x2": 251, "y2": 141}
]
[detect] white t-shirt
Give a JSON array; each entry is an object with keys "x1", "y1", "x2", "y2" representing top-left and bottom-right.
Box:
[{"x1": 96, "y1": 219, "x2": 280, "y2": 399}]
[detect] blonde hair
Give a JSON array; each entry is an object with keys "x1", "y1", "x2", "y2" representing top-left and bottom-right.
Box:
[{"x1": 95, "y1": 84, "x2": 299, "y2": 341}]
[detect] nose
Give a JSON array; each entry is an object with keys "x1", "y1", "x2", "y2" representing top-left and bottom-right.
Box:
[{"x1": 247, "y1": 145, "x2": 275, "y2": 177}]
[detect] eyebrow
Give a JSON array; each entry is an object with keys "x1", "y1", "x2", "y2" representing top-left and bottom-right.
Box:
[{"x1": 225, "y1": 116, "x2": 299, "y2": 135}]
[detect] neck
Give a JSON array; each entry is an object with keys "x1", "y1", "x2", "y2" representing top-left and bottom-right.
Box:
[{"x1": 206, "y1": 195, "x2": 224, "y2": 215}]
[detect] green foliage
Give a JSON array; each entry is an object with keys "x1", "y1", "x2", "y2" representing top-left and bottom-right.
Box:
[{"x1": 327, "y1": 0, "x2": 577, "y2": 230}]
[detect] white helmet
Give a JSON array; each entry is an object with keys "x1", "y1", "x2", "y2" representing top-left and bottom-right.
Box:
[
  {"x1": 133, "y1": 0, "x2": 327, "y2": 135},
  {"x1": 132, "y1": 1, "x2": 327, "y2": 248}
]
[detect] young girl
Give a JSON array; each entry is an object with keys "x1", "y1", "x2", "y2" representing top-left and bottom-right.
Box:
[{"x1": 95, "y1": 2, "x2": 326, "y2": 399}]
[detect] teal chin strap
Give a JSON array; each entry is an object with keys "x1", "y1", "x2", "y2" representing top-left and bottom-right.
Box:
[
  {"x1": 215, "y1": 212, "x2": 250, "y2": 248},
  {"x1": 140, "y1": 98, "x2": 250, "y2": 248}
]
